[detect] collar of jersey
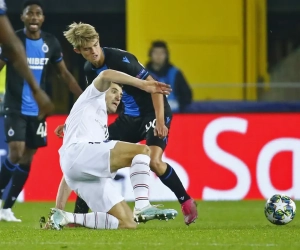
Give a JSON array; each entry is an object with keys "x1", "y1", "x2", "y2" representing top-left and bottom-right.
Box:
[{"x1": 23, "y1": 28, "x2": 42, "y2": 41}]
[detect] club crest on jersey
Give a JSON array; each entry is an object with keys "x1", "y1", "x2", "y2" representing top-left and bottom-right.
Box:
[
  {"x1": 42, "y1": 43, "x2": 49, "y2": 53},
  {"x1": 8, "y1": 128, "x2": 14, "y2": 137}
]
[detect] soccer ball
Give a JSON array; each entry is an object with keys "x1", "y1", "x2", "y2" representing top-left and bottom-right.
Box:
[{"x1": 264, "y1": 194, "x2": 296, "y2": 225}]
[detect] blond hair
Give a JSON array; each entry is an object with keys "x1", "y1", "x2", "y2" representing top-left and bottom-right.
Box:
[{"x1": 63, "y1": 22, "x2": 99, "y2": 49}]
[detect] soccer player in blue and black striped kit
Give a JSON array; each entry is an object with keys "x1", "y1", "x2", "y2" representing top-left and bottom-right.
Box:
[{"x1": 0, "y1": 0, "x2": 82, "y2": 222}]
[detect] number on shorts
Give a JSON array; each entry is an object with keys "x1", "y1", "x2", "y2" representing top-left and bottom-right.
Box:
[
  {"x1": 145, "y1": 119, "x2": 156, "y2": 132},
  {"x1": 36, "y1": 122, "x2": 47, "y2": 138}
]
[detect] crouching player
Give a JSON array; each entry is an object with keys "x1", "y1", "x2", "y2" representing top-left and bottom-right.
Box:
[{"x1": 48, "y1": 69, "x2": 177, "y2": 230}]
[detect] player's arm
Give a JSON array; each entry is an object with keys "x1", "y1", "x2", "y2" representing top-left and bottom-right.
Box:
[
  {"x1": 0, "y1": 15, "x2": 54, "y2": 116},
  {"x1": 54, "y1": 60, "x2": 83, "y2": 97},
  {"x1": 94, "y1": 69, "x2": 171, "y2": 94},
  {"x1": 56, "y1": 177, "x2": 72, "y2": 210},
  {"x1": 51, "y1": 37, "x2": 83, "y2": 97},
  {"x1": 118, "y1": 50, "x2": 168, "y2": 138},
  {"x1": 146, "y1": 74, "x2": 167, "y2": 138}
]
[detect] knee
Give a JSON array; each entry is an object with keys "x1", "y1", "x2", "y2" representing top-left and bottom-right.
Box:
[
  {"x1": 150, "y1": 158, "x2": 165, "y2": 175},
  {"x1": 8, "y1": 148, "x2": 24, "y2": 164},
  {"x1": 140, "y1": 145, "x2": 151, "y2": 156}
]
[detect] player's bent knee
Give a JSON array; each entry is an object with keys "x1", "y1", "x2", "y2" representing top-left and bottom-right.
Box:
[
  {"x1": 8, "y1": 154, "x2": 22, "y2": 164},
  {"x1": 140, "y1": 145, "x2": 151, "y2": 156},
  {"x1": 8, "y1": 144, "x2": 25, "y2": 164}
]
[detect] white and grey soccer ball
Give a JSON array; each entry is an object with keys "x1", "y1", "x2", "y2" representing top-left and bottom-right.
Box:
[{"x1": 264, "y1": 194, "x2": 296, "y2": 225}]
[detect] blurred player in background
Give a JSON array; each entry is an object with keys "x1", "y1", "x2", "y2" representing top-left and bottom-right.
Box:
[
  {"x1": 55, "y1": 22, "x2": 197, "y2": 225},
  {"x1": 0, "y1": 0, "x2": 53, "y2": 115},
  {"x1": 0, "y1": 0, "x2": 83, "y2": 222},
  {"x1": 49, "y1": 70, "x2": 177, "y2": 230}
]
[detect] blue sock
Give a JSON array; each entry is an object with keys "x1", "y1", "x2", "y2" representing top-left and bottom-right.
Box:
[
  {"x1": 159, "y1": 163, "x2": 191, "y2": 204},
  {"x1": 3, "y1": 164, "x2": 30, "y2": 209},
  {"x1": 0, "y1": 157, "x2": 18, "y2": 199}
]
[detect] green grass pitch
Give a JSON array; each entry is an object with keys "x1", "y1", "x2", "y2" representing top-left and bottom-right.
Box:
[{"x1": 0, "y1": 201, "x2": 299, "y2": 250}]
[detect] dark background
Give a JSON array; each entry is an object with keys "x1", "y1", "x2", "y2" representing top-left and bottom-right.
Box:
[
  {"x1": 4, "y1": 0, "x2": 300, "y2": 112},
  {"x1": 5, "y1": 0, "x2": 126, "y2": 112}
]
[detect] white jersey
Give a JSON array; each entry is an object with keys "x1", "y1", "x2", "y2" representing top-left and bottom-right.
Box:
[
  {"x1": 0, "y1": 0, "x2": 7, "y2": 15},
  {"x1": 61, "y1": 82, "x2": 109, "y2": 149}
]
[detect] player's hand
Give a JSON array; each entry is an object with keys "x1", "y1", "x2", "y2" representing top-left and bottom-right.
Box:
[
  {"x1": 141, "y1": 80, "x2": 172, "y2": 95},
  {"x1": 154, "y1": 121, "x2": 168, "y2": 138},
  {"x1": 33, "y1": 89, "x2": 54, "y2": 119},
  {"x1": 55, "y1": 124, "x2": 64, "y2": 138}
]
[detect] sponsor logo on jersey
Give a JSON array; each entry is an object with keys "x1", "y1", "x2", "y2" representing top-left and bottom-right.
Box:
[
  {"x1": 122, "y1": 56, "x2": 130, "y2": 63},
  {"x1": 27, "y1": 57, "x2": 49, "y2": 70}
]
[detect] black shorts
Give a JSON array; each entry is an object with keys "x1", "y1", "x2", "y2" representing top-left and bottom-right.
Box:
[
  {"x1": 3, "y1": 112, "x2": 47, "y2": 149},
  {"x1": 108, "y1": 114, "x2": 172, "y2": 150}
]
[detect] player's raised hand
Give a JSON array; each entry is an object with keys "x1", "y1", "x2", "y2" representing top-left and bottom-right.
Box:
[
  {"x1": 33, "y1": 89, "x2": 55, "y2": 119},
  {"x1": 141, "y1": 80, "x2": 172, "y2": 95},
  {"x1": 55, "y1": 124, "x2": 64, "y2": 138}
]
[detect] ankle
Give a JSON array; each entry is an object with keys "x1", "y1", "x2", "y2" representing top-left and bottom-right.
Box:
[
  {"x1": 64, "y1": 211, "x2": 74, "y2": 224},
  {"x1": 135, "y1": 200, "x2": 150, "y2": 210}
]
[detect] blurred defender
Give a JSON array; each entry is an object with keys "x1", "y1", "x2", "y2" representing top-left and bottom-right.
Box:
[
  {"x1": 55, "y1": 22, "x2": 198, "y2": 225},
  {"x1": 0, "y1": 0, "x2": 83, "y2": 222}
]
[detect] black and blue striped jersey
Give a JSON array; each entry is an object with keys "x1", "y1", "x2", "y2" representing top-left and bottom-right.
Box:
[
  {"x1": 84, "y1": 47, "x2": 171, "y2": 117},
  {"x1": 0, "y1": 29, "x2": 63, "y2": 116}
]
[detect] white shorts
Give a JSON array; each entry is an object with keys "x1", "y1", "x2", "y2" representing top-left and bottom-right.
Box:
[
  {"x1": 65, "y1": 176, "x2": 124, "y2": 212},
  {"x1": 60, "y1": 140, "x2": 124, "y2": 212}
]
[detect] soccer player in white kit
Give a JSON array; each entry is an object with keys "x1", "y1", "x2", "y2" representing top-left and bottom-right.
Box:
[{"x1": 48, "y1": 69, "x2": 178, "y2": 230}]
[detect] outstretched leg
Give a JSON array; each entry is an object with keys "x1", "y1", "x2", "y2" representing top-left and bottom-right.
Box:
[{"x1": 48, "y1": 201, "x2": 135, "y2": 230}]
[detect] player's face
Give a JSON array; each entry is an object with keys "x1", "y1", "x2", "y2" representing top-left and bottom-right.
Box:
[
  {"x1": 151, "y1": 47, "x2": 168, "y2": 66},
  {"x1": 76, "y1": 39, "x2": 102, "y2": 65},
  {"x1": 21, "y1": 5, "x2": 44, "y2": 33},
  {"x1": 106, "y1": 83, "x2": 122, "y2": 114}
]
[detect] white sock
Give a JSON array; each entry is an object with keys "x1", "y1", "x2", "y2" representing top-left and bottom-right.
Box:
[
  {"x1": 64, "y1": 211, "x2": 119, "y2": 229},
  {"x1": 130, "y1": 154, "x2": 151, "y2": 209}
]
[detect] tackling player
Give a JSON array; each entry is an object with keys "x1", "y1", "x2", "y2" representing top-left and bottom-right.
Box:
[
  {"x1": 55, "y1": 22, "x2": 197, "y2": 225},
  {"x1": 0, "y1": 0, "x2": 83, "y2": 222}
]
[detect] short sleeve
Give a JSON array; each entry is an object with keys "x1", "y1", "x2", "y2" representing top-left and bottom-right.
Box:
[
  {"x1": 50, "y1": 37, "x2": 63, "y2": 64},
  {"x1": 113, "y1": 49, "x2": 150, "y2": 79}
]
